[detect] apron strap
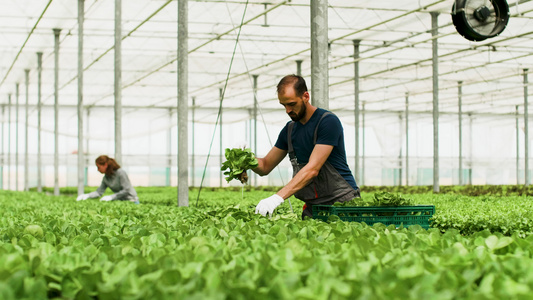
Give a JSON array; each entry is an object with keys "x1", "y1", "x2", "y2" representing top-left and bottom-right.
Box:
[
  {"x1": 314, "y1": 112, "x2": 332, "y2": 144},
  {"x1": 288, "y1": 111, "x2": 333, "y2": 163},
  {"x1": 288, "y1": 121, "x2": 296, "y2": 160}
]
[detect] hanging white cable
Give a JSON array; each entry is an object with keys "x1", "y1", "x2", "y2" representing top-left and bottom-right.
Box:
[
  {"x1": 226, "y1": 3, "x2": 294, "y2": 213},
  {"x1": 196, "y1": 0, "x2": 250, "y2": 206}
]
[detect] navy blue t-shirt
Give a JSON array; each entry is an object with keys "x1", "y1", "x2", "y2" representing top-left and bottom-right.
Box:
[{"x1": 275, "y1": 108, "x2": 358, "y2": 190}]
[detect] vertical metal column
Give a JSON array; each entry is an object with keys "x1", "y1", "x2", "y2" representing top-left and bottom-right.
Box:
[
  {"x1": 431, "y1": 12, "x2": 439, "y2": 193},
  {"x1": 353, "y1": 40, "x2": 360, "y2": 185},
  {"x1": 524, "y1": 69, "x2": 529, "y2": 186},
  {"x1": 8, "y1": 94, "x2": 11, "y2": 190},
  {"x1": 263, "y1": 3, "x2": 268, "y2": 26},
  {"x1": 219, "y1": 88, "x2": 223, "y2": 187},
  {"x1": 398, "y1": 113, "x2": 403, "y2": 186},
  {"x1": 114, "y1": 0, "x2": 122, "y2": 164},
  {"x1": 310, "y1": 0, "x2": 328, "y2": 109},
  {"x1": 361, "y1": 102, "x2": 365, "y2": 186},
  {"x1": 516, "y1": 105, "x2": 520, "y2": 185},
  {"x1": 15, "y1": 83, "x2": 19, "y2": 191},
  {"x1": 468, "y1": 113, "x2": 473, "y2": 185},
  {"x1": 24, "y1": 70, "x2": 29, "y2": 191},
  {"x1": 458, "y1": 81, "x2": 463, "y2": 185},
  {"x1": 296, "y1": 60, "x2": 302, "y2": 76},
  {"x1": 78, "y1": 0, "x2": 85, "y2": 196},
  {"x1": 405, "y1": 93, "x2": 409, "y2": 186},
  {"x1": 53, "y1": 28, "x2": 61, "y2": 196},
  {"x1": 37, "y1": 52, "x2": 43, "y2": 192},
  {"x1": 1, "y1": 105, "x2": 4, "y2": 189},
  {"x1": 166, "y1": 109, "x2": 172, "y2": 186},
  {"x1": 177, "y1": 0, "x2": 189, "y2": 206},
  {"x1": 85, "y1": 108, "x2": 90, "y2": 185},
  {"x1": 253, "y1": 74, "x2": 258, "y2": 187},
  {"x1": 191, "y1": 97, "x2": 195, "y2": 187}
]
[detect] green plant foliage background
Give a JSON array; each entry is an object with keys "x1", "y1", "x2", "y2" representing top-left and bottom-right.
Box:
[{"x1": 2, "y1": 186, "x2": 533, "y2": 299}]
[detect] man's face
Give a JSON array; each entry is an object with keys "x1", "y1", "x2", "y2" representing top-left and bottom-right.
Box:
[{"x1": 278, "y1": 86, "x2": 309, "y2": 122}]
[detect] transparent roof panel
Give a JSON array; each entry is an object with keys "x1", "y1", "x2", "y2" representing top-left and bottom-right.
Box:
[{"x1": 0, "y1": 0, "x2": 531, "y2": 126}]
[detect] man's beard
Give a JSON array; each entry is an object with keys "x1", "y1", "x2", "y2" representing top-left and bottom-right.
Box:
[{"x1": 288, "y1": 105, "x2": 306, "y2": 122}]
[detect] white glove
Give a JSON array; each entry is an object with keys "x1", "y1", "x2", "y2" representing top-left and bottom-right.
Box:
[
  {"x1": 100, "y1": 195, "x2": 115, "y2": 202},
  {"x1": 76, "y1": 193, "x2": 91, "y2": 201},
  {"x1": 255, "y1": 194, "x2": 284, "y2": 217}
]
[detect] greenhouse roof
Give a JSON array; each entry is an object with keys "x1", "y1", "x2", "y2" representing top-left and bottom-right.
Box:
[{"x1": 1, "y1": 0, "x2": 533, "y2": 125}]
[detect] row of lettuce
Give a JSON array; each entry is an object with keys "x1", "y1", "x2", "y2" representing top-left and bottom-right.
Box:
[
  {"x1": 1, "y1": 187, "x2": 533, "y2": 299},
  {"x1": 35, "y1": 183, "x2": 533, "y2": 196},
  {"x1": 28, "y1": 185, "x2": 533, "y2": 237}
]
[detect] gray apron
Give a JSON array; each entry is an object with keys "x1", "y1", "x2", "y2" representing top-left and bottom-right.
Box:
[{"x1": 288, "y1": 112, "x2": 360, "y2": 218}]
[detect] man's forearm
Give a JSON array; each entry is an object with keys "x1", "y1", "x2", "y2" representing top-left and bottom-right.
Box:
[
  {"x1": 277, "y1": 166, "x2": 318, "y2": 199},
  {"x1": 252, "y1": 157, "x2": 270, "y2": 176}
]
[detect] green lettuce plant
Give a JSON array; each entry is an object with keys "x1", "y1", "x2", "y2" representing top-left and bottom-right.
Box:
[{"x1": 220, "y1": 148, "x2": 258, "y2": 184}]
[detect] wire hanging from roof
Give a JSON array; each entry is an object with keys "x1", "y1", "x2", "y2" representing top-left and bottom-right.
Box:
[
  {"x1": 0, "y1": 0, "x2": 53, "y2": 89},
  {"x1": 196, "y1": 0, "x2": 250, "y2": 206}
]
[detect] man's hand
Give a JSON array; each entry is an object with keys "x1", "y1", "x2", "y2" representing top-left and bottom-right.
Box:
[
  {"x1": 100, "y1": 195, "x2": 115, "y2": 202},
  {"x1": 255, "y1": 194, "x2": 284, "y2": 216},
  {"x1": 76, "y1": 193, "x2": 91, "y2": 201}
]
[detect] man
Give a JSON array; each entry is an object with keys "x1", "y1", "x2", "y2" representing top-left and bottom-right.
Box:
[{"x1": 253, "y1": 74, "x2": 360, "y2": 219}]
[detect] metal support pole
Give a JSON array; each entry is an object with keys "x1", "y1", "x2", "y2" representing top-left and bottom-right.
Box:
[
  {"x1": 37, "y1": 52, "x2": 43, "y2": 192},
  {"x1": 458, "y1": 81, "x2": 463, "y2": 185},
  {"x1": 353, "y1": 40, "x2": 360, "y2": 185},
  {"x1": 248, "y1": 115, "x2": 252, "y2": 159},
  {"x1": 85, "y1": 108, "x2": 90, "y2": 185},
  {"x1": 191, "y1": 97, "x2": 195, "y2": 187},
  {"x1": 516, "y1": 105, "x2": 520, "y2": 185},
  {"x1": 310, "y1": 0, "x2": 328, "y2": 109},
  {"x1": 296, "y1": 60, "x2": 303, "y2": 76},
  {"x1": 53, "y1": 28, "x2": 61, "y2": 196},
  {"x1": 1, "y1": 105, "x2": 4, "y2": 189},
  {"x1": 405, "y1": 93, "x2": 409, "y2": 186},
  {"x1": 78, "y1": 0, "x2": 85, "y2": 196},
  {"x1": 8, "y1": 95, "x2": 11, "y2": 190},
  {"x1": 24, "y1": 69, "x2": 29, "y2": 191},
  {"x1": 362, "y1": 102, "x2": 365, "y2": 186},
  {"x1": 524, "y1": 69, "x2": 529, "y2": 186},
  {"x1": 263, "y1": 3, "x2": 268, "y2": 27},
  {"x1": 15, "y1": 83, "x2": 19, "y2": 191},
  {"x1": 219, "y1": 87, "x2": 223, "y2": 187},
  {"x1": 114, "y1": 0, "x2": 122, "y2": 164},
  {"x1": 253, "y1": 74, "x2": 258, "y2": 187},
  {"x1": 177, "y1": 0, "x2": 189, "y2": 206},
  {"x1": 468, "y1": 113, "x2": 473, "y2": 185},
  {"x1": 166, "y1": 109, "x2": 172, "y2": 186},
  {"x1": 431, "y1": 12, "x2": 439, "y2": 193},
  {"x1": 398, "y1": 113, "x2": 403, "y2": 186}
]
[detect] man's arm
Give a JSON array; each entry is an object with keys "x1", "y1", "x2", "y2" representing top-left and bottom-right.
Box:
[
  {"x1": 276, "y1": 144, "x2": 333, "y2": 199},
  {"x1": 253, "y1": 146, "x2": 287, "y2": 176}
]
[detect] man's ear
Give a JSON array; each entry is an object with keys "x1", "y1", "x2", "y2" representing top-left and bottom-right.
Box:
[{"x1": 302, "y1": 91, "x2": 310, "y2": 103}]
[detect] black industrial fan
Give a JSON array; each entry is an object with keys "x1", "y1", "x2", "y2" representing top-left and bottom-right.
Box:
[{"x1": 452, "y1": 0, "x2": 510, "y2": 41}]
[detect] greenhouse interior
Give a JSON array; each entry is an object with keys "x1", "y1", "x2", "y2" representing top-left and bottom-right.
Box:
[
  {"x1": 0, "y1": 0, "x2": 532, "y2": 195},
  {"x1": 5, "y1": 1, "x2": 533, "y2": 299}
]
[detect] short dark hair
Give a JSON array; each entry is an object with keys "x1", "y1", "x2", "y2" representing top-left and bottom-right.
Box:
[{"x1": 276, "y1": 74, "x2": 308, "y2": 97}]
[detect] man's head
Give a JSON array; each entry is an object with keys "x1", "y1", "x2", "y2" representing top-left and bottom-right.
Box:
[
  {"x1": 277, "y1": 75, "x2": 311, "y2": 122},
  {"x1": 276, "y1": 74, "x2": 308, "y2": 97}
]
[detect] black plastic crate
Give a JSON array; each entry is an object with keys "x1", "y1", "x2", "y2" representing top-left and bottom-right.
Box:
[{"x1": 312, "y1": 205, "x2": 435, "y2": 229}]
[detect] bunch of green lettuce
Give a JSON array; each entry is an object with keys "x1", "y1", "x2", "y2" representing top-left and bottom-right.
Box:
[
  {"x1": 334, "y1": 191, "x2": 413, "y2": 207},
  {"x1": 221, "y1": 148, "x2": 259, "y2": 184},
  {"x1": 373, "y1": 191, "x2": 413, "y2": 206}
]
